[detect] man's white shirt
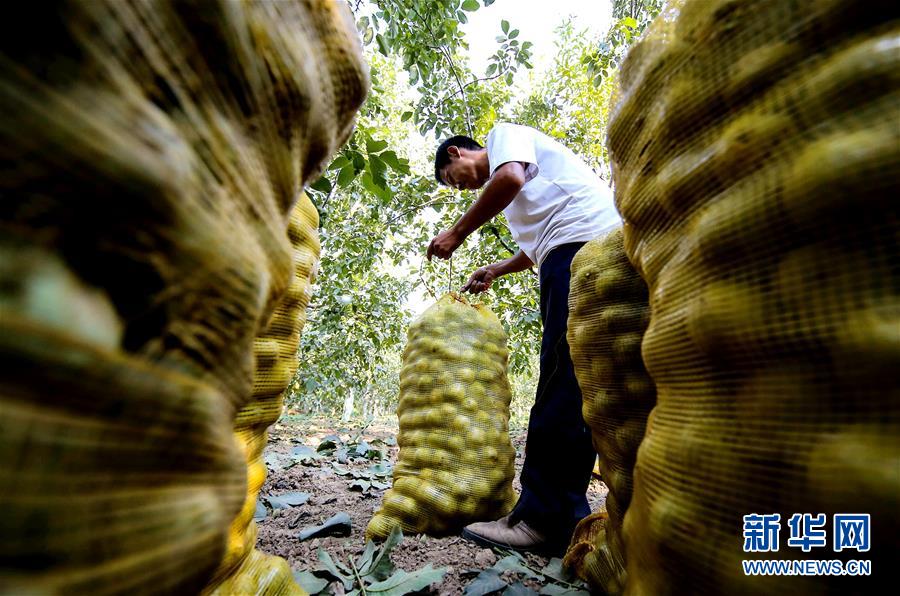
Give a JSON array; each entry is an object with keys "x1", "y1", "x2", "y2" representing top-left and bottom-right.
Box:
[{"x1": 486, "y1": 123, "x2": 621, "y2": 267}]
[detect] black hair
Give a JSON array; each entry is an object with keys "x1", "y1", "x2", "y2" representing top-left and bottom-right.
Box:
[{"x1": 434, "y1": 135, "x2": 483, "y2": 184}]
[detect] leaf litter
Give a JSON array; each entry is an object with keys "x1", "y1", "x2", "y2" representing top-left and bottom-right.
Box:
[{"x1": 257, "y1": 416, "x2": 605, "y2": 594}]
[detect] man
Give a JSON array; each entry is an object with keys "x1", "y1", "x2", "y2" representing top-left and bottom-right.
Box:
[{"x1": 428, "y1": 123, "x2": 621, "y2": 555}]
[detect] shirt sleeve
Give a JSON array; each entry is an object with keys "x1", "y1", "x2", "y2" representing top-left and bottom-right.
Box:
[{"x1": 487, "y1": 124, "x2": 539, "y2": 183}]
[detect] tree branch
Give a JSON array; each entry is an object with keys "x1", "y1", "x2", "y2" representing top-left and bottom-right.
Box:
[
  {"x1": 385, "y1": 198, "x2": 452, "y2": 225},
  {"x1": 437, "y1": 45, "x2": 474, "y2": 137},
  {"x1": 321, "y1": 173, "x2": 339, "y2": 210},
  {"x1": 399, "y1": 0, "x2": 474, "y2": 136},
  {"x1": 435, "y1": 69, "x2": 509, "y2": 110},
  {"x1": 484, "y1": 224, "x2": 515, "y2": 255}
]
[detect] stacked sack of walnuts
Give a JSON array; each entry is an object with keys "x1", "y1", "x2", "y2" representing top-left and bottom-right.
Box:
[
  {"x1": 607, "y1": 0, "x2": 899, "y2": 593},
  {"x1": 563, "y1": 227, "x2": 655, "y2": 595},
  {"x1": 368, "y1": 293, "x2": 517, "y2": 540},
  {"x1": 0, "y1": 1, "x2": 366, "y2": 593},
  {"x1": 208, "y1": 197, "x2": 321, "y2": 595}
]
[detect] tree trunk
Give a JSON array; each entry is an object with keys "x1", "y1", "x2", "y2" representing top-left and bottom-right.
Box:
[{"x1": 341, "y1": 390, "x2": 354, "y2": 422}]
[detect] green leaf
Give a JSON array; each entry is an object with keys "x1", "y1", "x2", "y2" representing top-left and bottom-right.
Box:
[
  {"x1": 264, "y1": 491, "x2": 310, "y2": 510},
  {"x1": 366, "y1": 138, "x2": 389, "y2": 154},
  {"x1": 291, "y1": 444, "x2": 320, "y2": 463},
  {"x1": 368, "y1": 461, "x2": 393, "y2": 478},
  {"x1": 505, "y1": 72, "x2": 514, "y2": 85},
  {"x1": 328, "y1": 154, "x2": 350, "y2": 170},
  {"x1": 354, "y1": 441, "x2": 372, "y2": 457},
  {"x1": 309, "y1": 176, "x2": 332, "y2": 194},
  {"x1": 492, "y1": 555, "x2": 539, "y2": 579},
  {"x1": 622, "y1": 16, "x2": 638, "y2": 28},
  {"x1": 486, "y1": 63, "x2": 498, "y2": 76},
  {"x1": 509, "y1": 29, "x2": 519, "y2": 38},
  {"x1": 317, "y1": 548, "x2": 353, "y2": 590},
  {"x1": 538, "y1": 586, "x2": 590, "y2": 596},
  {"x1": 350, "y1": 151, "x2": 366, "y2": 171},
  {"x1": 408, "y1": 64, "x2": 419, "y2": 85},
  {"x1": 336, "y1": 164, "x2": 356, "y2": 187},
  {"x1": 366, "y1": 564, "x2": 448, "y2": 595},
  {"x1": 356, "y1": 540, "x2": 378, "y2": 575},
  {"x1": 503, "y1": 583, "x2": 538, "y2": 596},
  {"x1": 379, "y1": 150, "x2": 402, "y2": 170},
  {"x1": 298, "y1": 512, "x2": 352, "y2": 540},
  {"x1": 294, "y1": 570, "x2": 329, "y2": 595},
  {"x1": 484, "y1": 0, "x2": 495, "y2": 5},
  {"x1": 463, "y1": 568, "x2": 506, "y2": 596},
  {"x1": 400, "y1": 111, "x2": 413, "y2": 122},
  {"x1": 457, "y1": 9, "x2": 468, "y2": 24},
  {"x1": 376, "y1": 33, "x2": 390, "y2": 56},
  {"x1": 369, "y1": 154, "x2": 388, "y2": 177},
  {"x1": 501, "y1": 19, "x2": 509, "y2": 34},
  {"x1": 539, "y1": 559, "x2": 574, "y2": 584},
  {"x1": 253, "y1": 499, "x2": 267, "y2": 522},
  {"x1": 349, "y1": 479, "x2": 371, "y2": 491},
  {"x1": 462, "y1": 0, "x2": 479, "y2": 11},
  {"x1": 361, "y1": 172, "x2": 382, "y2": 198},
  {"x1": 369, "y1": 526, "x2": 403, "y2": 580},
  {"x1": 317, "y1": 435, "x2": 342, "y2": 452},
  {"x1": 332, "y1": 462, "x2": 353, "y2": 476}
]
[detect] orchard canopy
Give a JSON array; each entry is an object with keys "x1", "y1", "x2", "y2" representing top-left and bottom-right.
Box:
[{"x1": 293, "y1": 0, "x2": 663, "y2": 421}]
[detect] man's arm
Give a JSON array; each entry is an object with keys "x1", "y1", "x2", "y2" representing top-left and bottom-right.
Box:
[
  {"x1": 427, "y1": 162, "x2": 526, "y2": 260},
  {"x1": 462, "y1": 250, "x2": 534, "y2": 294}
]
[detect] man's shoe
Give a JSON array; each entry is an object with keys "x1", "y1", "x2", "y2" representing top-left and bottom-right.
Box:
[{"x1": 461, "y1": 515, "x2": 552, "y2": 555}]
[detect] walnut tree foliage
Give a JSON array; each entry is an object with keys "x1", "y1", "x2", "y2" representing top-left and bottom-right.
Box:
[
  {"x1": 288, "y1": 0, "x2": 657, "y2": 419},
  {"x1": 581, "y1": 0, "x2": 664, "y2": 87}
]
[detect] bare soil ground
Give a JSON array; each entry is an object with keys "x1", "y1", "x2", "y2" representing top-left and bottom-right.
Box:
[{"x1": 256, "y1": 415, "x2": 607, "y2": 595}]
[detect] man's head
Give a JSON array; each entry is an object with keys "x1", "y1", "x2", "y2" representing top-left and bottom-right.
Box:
[{"x1": 434, "y1": 135, "x2": 489, "y2": 191}]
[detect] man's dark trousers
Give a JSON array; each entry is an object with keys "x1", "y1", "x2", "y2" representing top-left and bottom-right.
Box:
[{"x1": 510, "y1": 242, "x2": 596, "y2": 550}]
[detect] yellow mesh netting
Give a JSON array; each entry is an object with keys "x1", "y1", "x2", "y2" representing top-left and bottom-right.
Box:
[
  {"x1": 607, "y1": 0, "x2": 899, "y2": 593},
  {"x1": 207, "y1": 196, "x2": 320, "y2": 595},
  {"x1": 367, "y1": 293, "x2": 517, "y2": 539},
  {"x1": 0, "y1": 243, "x2": 246, "y2": 595},
  {"x1": 1, "y1": 0, "x2": 365, "y2": 592},
  {"x1": 563, "y1": 228, "x2": 655, "y2": 595}
]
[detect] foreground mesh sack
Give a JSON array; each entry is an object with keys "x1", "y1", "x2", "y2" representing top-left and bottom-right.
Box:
[
  {"x1": 563, "y1": 228, "x2": 654, "y2": 595},
  {"x1": 367, "y1": 293, "x2": 517, "y2": 539},
  {"x1": 608, "y1": 0, "x2": 899, "y2": 593},
  {"x1": 207, "y1": 196, "x2": 320, "y2": 595},
  {"x1": 1, "y1": 1, "x2": 365, "y2": 592},
  {"x1": 0, "y1": 242, "x2": 246, "y2": 595}
]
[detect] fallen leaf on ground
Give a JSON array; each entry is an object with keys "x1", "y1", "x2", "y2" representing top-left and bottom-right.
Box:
[
  {"x1": 503, "y1": 582, "x2": 538, "y2": 596},
  {"x1": 299, "y1": 512, "x2": 352, "y2": 540},
  {"x1": 265, "y1": 491, "x2": 310, "y2": 510},
  {"x1": 293, "y1": 570, "x2": 329, "y2": 595},
  {"x1": 463, "y1": 567, "x2": 507, "y2": 596}
]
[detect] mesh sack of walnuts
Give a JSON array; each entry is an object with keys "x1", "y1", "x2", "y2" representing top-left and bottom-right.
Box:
[
  {"x1": 607, "y1": 0, "x2": 899, "y2": 593},
  {"x1": 563, "y1": 227, "x2": 655, "y2": 595},
  {"x1": 367, "y1": 293, "x2": 517, "y2": 539}
]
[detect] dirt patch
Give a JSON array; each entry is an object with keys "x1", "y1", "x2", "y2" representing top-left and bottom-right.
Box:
[{"x1": 257, "y1": 416, "x2": 607, "y2": 594}]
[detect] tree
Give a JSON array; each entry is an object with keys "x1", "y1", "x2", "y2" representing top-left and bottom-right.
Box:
[
  {"x1": 290, "y1": 1, "x2": 649, "y2": 420},
  {"x1": 581, "y1": 0, "x2": 664, "y2": 88}
]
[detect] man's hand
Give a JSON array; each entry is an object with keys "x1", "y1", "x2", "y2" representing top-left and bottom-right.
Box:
[
  {"x1": 427, "y1": 229, "x2": 462, "y2": 261},
  {"x1": 462, "y1": 266, "x2": 497, "y2": 294}
]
